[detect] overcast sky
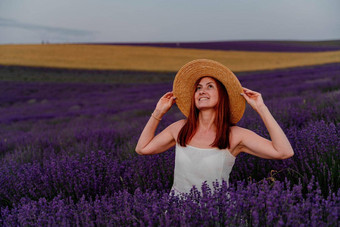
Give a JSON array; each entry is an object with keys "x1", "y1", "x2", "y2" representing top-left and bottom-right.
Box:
[{"x1": 0, "y1": 0, "x2": 339, "y2": 44}]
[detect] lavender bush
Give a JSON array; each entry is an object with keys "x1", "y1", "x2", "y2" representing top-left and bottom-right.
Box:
[
  {"x1": 0, "y1": 63, "x2": 339, "y2": 226},
  {"x1": 1, "y1": 180, "x2": 338, "y2": 226}
]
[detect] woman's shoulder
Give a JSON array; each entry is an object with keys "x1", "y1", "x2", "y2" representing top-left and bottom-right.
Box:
[
  {"x1": 166, "y1": 119, "x2": 186, "y2": 136},
  {"x1": 230, "y1": 125, "x2": 255, "y2": 139},
  {"x1": 229, "y1": 126, "x2": 247, "y2": 155},
  {"x1": 229, "y1": 126, "x2": 249, "y2": 146},
  {"x1": 229, "y1": 125, "x2": 257, "y2": 148},
  {"x1": 230, "y1": 125, "x2": 249, "y2": 134},
  {"x1": 169, "y1": 119, "x2": 186, "y2": 130}
]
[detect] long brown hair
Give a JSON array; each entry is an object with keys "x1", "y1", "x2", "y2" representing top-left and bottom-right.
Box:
[{"x1": 177, "y1": 77, "x2": 234, "y2": 149}]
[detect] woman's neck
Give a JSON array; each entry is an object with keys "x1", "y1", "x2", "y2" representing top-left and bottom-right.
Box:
[{"x1": 198, "y1": 109, "x2": 216, "y2": 131}]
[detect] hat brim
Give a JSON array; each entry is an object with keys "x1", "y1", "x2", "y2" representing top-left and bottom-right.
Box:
[{"x1": 173, "y1": 59, "x2": 245, "y2": 124}]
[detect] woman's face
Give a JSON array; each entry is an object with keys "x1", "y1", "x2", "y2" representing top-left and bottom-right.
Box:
[{"x1": 194, "y1": 77, "x2": 219, "y2": 110}]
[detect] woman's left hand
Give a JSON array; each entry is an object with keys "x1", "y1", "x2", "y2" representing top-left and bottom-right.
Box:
[{"x1": 241, "y1": 87, "x2": 265, "y2": 112}]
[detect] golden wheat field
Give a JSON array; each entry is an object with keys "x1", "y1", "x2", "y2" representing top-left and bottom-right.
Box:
[{"x1": 1, "y1": 44, "x2": 340, "y2": 72}]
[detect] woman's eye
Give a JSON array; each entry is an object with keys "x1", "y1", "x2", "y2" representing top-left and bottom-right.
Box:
[{"x1": 208, "y1": 85, "x2": 213, "y2": 88}]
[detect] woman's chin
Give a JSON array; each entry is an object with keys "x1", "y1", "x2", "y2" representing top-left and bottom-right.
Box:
[{"x1": 196, "y1": 106, "x2": 216, "y2": 111}]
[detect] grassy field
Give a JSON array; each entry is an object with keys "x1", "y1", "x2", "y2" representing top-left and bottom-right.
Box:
[{"x1": 1, "y1": 44, "x2": 340, "y2": 72}]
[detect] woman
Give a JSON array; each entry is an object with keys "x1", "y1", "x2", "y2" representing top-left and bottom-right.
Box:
[{"x1": 135, "y1": 59, "x2": 294, "y2": 195}]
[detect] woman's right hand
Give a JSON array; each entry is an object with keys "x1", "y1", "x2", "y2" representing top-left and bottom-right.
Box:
[{"x1": 153, "y1": 91, "x2": 176, "y2": 118}]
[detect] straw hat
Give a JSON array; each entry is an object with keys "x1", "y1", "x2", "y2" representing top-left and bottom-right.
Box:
[{"x1": 173, "y1": 59, "x2": 245, "y2": 124}]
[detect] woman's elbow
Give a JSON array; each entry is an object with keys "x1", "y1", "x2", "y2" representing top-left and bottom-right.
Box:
[
  {"x1": 135, "y1": 147, "x2": 152, "y2": 155},
  {"x1": 135, "y1": 147, "x2": 145, "y2": 155},
  {"x1": 279, "y1": 149, "x2": 294, "y2": 159}
]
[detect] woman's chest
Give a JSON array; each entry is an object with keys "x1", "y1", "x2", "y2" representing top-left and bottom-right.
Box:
[
  {"x1": 188, "y1": 131, "x2": 217, "y2": 148},
  {"x1": 188, "y1": 130, "x2": 240, "y2": 157}
]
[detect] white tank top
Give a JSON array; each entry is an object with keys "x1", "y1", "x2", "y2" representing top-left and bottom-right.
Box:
[{"x1": 171, "y1": 143, "x2": 236, "y2": 195}]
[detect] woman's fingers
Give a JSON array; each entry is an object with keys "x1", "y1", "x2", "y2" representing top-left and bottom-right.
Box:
[
  {"x1": 157, "y1": 91, "x2": 176, "y2": 110},
  {"x1": 241, "y1": 94, "x2": 252, "y2": 104},
  {"x1": 243, "y1": 87, "x2": 258, "y2": 95},
  {"x1": 162, "y1": 91, "x2": 176, "y2": 102},
  {"x1": 241, "y1": 87, "x2": 265, "y2": 113},
  {"x1": 162, "y1": 91, "x2": 173, "y2": 98},
  {"x1": 165, "y1": 91, "x2": 175, "y2": 98},
  {"x1": 242, "y1": 87, "x2": 252, "y2": 92},
  {"x1": 242, "y1": 87, "x2": 261, "y2": 99}
]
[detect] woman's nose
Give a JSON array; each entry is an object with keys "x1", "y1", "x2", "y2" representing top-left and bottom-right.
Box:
[{"x1": 199, "y1": 89, "x2": 205, "y2": 95}]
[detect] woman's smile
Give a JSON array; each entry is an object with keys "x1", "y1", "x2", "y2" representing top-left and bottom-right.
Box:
[{"x1": 199, "y1": 96, "x2": 209, "y2": 101}]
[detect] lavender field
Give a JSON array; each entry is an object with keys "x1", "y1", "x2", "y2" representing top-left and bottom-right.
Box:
[
  {"x1": 0, "y1": 63, "x2": 339, "y2": 226},
  {"x1": 96, "y1": 40, "x2": 340, "y2": 52}
]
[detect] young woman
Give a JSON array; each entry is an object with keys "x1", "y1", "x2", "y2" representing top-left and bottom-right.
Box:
[{"x1": 135, "y1": 59, "x2": 294, "y2": 195}]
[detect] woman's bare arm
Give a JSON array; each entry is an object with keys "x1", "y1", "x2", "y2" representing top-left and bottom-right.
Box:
[
  {"x1": 135, "y1": 92, "x2": 178, "y2": 155},
  {"x1": 238, "y1": 88, "x2": 294, "y2": 159}
]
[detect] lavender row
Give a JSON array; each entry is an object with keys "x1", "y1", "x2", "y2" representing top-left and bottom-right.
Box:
[
  {"x1": 0, "y1": 120, "x2": 338, "y2": 208},
  {"x1": 1, "y1": 64, "x2": 339, "y2": 160},
  {"x1": 0, "y1": 65, "x2": 175, "y2": 84},
  {"x1": 1, "y1": 180, "x2": 338, "y2": 226},
  {"x1": 1, "y1": 63, "x2": 338, "y2": 126}
]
